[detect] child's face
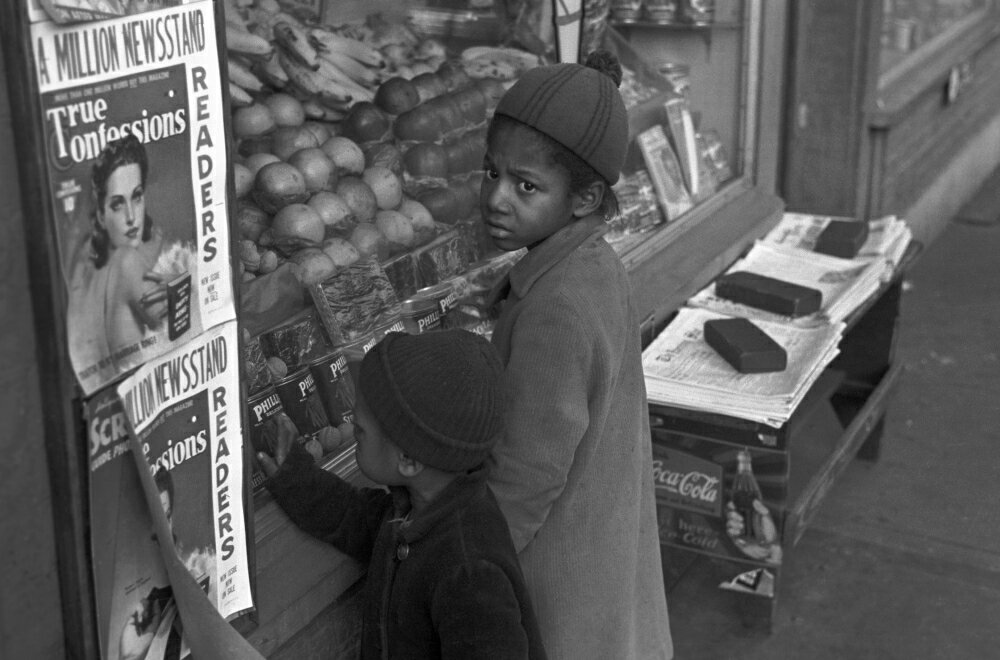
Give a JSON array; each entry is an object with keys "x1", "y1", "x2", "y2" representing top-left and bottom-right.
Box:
[
  {"x1": 353, "y1": 389, "x2": 405, "y2": 486},
  {"x1": 481, "y1": 121, "x2": 586, "y2": 251}
]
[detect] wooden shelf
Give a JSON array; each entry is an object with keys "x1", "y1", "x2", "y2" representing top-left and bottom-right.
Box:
[{"x1": 611, "y1": 20, "x2": 741, "y2": 31}]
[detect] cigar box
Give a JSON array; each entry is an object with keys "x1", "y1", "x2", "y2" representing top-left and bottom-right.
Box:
[
  {"x1": 814, "y1": 219, "x2": 869, "y2": 258},
  {"x1": 703, "y1": 317, "x2": 787, "y2": 374},
  {"x1": 715, "y1": 271, "x2": 822, "y2": 317}
]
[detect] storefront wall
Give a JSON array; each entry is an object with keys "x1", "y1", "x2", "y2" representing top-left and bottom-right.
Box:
[
  {"x1": 782, "y1": 0, "x2": 1000, "y2": 247},
  {"x1": 0, "y1": 51, "x2": 66, "y2": 659},
  {"x1": 869, "y1": 30, "x2": 1000, "y2": 245},
  {"x1": 0, "y1": 1, "x2": 792, "y2": 657}
]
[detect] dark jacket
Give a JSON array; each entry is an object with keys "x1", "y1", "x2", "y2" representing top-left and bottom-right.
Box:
[{"x1": 267, "y1": 444, "x2": 546, "y2": 660}]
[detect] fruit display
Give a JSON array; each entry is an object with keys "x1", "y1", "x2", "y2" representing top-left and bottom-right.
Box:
[
  {"x1": 224, "y1": 1, "x2": 537, "y2": 398},
  {"x1": 224, "y1": 1, "x2": 525, "y2": 298}
]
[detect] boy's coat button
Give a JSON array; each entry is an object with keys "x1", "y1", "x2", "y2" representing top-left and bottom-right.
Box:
[{"x1": 396, "y1": 543, "x2": 410, "y2": 560}]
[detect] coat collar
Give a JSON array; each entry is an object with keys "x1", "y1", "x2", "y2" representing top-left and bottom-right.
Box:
[
  {"x1": 488, "y1": 215, "x2": 607, "y2": 307},
  {"x1": 388, "y1": 466, "x2": 490, "y2": 544}
]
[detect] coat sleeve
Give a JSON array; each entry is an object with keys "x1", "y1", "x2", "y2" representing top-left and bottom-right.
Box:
[
  {"x1": 432, "y1": 560, "x2": 531, "y2": 660},
  {"x1": 266, "y1": 441, "x2": 390, "y2": 562},
  {"x1": 490, "y1": 293, "x2": 594, "y2": 551}
]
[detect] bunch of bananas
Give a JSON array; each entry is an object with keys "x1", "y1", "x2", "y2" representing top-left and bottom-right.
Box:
[{"x1": 223, "y1": 0, "x2": 391, "y2": 121}]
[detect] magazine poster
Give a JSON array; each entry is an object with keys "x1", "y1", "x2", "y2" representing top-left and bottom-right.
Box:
[
  {"x1": 112, "y1": 320, "x2": 254, "y2": 658},
  {"x1": 31, "y1": 1, "x2": 235, "y2": 395},
  {"x1": 87, "y1": 386, "x2": 182, "y2": 660}
]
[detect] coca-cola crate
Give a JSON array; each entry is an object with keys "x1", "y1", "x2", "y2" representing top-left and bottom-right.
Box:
[{"x1": 651, "y1": 432, "x2": 788, "y2": 570}]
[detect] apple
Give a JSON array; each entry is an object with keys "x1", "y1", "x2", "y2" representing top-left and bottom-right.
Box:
[
  {"x1": 411, "y1": 72, "x2": 448, "y2": 103},
  {"x1": 321, "y1": 237, "x2": 361, "y2": 267},
  {"x1": 342, "y1": 101, "x2": 391, "y2": 143},
  {"x1": 335, "y1": 176, "x2": 378, "y2": 224},
  {"x1": 451, "y1": 86, "x2": 488, "y2": 124},
  {"x1": 321, "y1": 136, "x2": 366, "y2": 176},
  {"x1": 307, "y1": 191, "x2": 356, "y2": 236},
  {"x1": 393, "y1": 104, "x2": 444, "y2": 143},
  {"x1": 375, "y1": 209, "x2": 416, "y2": 251},
  {"x1": 362, "y1": 141, "x2": 404, "y2": 175},
  {"x1": 404, "y1": 142, "x2": 450, "y2": 178},
  {"x1": 374, "y1": 76, "x2": 421, "y2": 115},
  {"x1": 288, "y1": 147, "x2": 337, "y2": 193},
  {"x1": 271, "y1": 125, "x2": 320, "y2": 161},
  {"x1": 362, "y1": 166, "x2": 404, "y2": 210}
]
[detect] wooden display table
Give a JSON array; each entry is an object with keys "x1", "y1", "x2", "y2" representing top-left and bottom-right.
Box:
[{"x1": 649, "y1": 243, "x2": 919, "y2": 631}]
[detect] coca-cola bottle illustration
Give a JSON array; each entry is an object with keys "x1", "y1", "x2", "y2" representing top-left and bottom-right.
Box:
[{"x1": 731, "y1": 448, "x2": 765, "y2": 541}]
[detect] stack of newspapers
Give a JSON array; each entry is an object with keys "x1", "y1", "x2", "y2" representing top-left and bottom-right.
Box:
[
  {"x1": 643, "y1": 307, "x2": 844, "y2": 427},
  {"x1": 687, "y1": 214, "x2": 912, "y2": 326},
  {"x1": 762, "y1": 213, "x2": 912, "y2": 271},
  {"x1": 686, "y1": 241, "x2": 883, "y2": 326},
  {"x1": 643, "y1": 213, "x2": 911, "y2": 426}
]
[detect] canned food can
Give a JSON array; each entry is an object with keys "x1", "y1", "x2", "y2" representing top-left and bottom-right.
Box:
[
  {"x1": 372, "y1": 316, "x2": 406, "y2": 342},
  {"x1": 681, "y1": 0, "x2": 714, "y2": 25},
  {"x1": 400, "y1": 281, "x2": 455, "y2": 335},
  {"x1": 338, "y1": 330, "x2": 380, "y2": 389},
  {"x1": 892, "y1": 18, "x2": 916, "y2": 52},
  {"x1": 274, "y1": 368, "x2": 329, "y2": 438},
  {"x1": 611, "y1": 0, "x2": 643, "y2": 22},
  {"x1": 645, "y1": 0, "x2": 679, "y2": 23},
  {"x1": 246, "y1": 386, "x2": 283, "y2": 490},
  {"x1": 309, "y1": 351, "x2": 357, "y2": 426}
]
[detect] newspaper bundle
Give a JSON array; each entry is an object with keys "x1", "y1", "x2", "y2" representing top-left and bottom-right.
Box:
[
  {"x1": 762, "y1": 213, "x2": 913, "y2": 272},
  {"x1": 31, "y1": 0, "x2": 234, "y2": 395},
  {"x1": 687, "y1": 241, "x2": 889, "y2": 327},
  {"x1": 643, "y1": 307, "x2": 843, "y2": 427},
  {"x1": 109, "y1": 320, "x2": 253, "y2": 659}
]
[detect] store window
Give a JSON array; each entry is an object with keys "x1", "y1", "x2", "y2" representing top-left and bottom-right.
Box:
[
  {"x1": 219, "y1": 0, "x2": 778, "y2": 469},
  {"x1": 878, "y1": 0, "x2": 997, "y2": 87},
  {"x1": 377, "y1": 0, "x2": 761, "y2": 259}
]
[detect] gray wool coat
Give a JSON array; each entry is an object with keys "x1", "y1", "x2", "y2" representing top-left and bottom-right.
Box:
[{"x1": 487, "y1": 215, "x2": 673, "y2": 660}]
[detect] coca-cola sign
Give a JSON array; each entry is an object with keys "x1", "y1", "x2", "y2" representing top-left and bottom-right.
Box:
[{"x1": 651, "y1": 445, "x2": 723, "y2": 516}]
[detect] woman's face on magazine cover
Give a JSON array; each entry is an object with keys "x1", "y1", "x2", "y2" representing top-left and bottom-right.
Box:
[{"x1": 101, "y1": 163, "x2": 146, "y2": 250}]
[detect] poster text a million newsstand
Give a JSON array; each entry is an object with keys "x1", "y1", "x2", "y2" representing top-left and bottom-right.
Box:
[{"x1": 31, "y1": 2, "x2": 234, "y2": 396}]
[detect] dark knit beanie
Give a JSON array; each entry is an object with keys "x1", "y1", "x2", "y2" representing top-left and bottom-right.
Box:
[
  {"x1": 358, "y1": 330, "x2": 504, "y2": 472},
  {"x1": 494, "y1": 59, "x2": 629, "y2": 184}
]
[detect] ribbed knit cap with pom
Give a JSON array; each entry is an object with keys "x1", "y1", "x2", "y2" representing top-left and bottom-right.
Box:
[
  {"x1": 494, "y1": 61, "x2": 629, "y2": 184},
  {"x1": 358, "y1": 330, "x2": 504, "y2": 472}
]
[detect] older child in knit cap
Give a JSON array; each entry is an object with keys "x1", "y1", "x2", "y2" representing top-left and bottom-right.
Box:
[
  {"x1": 260, "y1": 329, "x2": 546, "y2": 660},
  {"x1": 482, "y1": 50, "x2": 673, "y2": 659}
]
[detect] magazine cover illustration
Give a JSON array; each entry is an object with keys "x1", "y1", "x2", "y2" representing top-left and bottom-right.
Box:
[
  {"x1": 88, "y1": 387, "x2": 186, "y2": 660},
  {"x1": 114, "y1": 320, "x2": 253, "y2": 658},
  {"x1": 32, "y1": 2, "x2": 234, "y2": 394}
]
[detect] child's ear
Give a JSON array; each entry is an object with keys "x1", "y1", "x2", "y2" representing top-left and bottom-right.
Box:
[
  {"x1": 571, "y1": 181, "x2": 605, "y2": 218},
  {"x1": 397, "y1": 453, "x2": 424, "y2": 478}
]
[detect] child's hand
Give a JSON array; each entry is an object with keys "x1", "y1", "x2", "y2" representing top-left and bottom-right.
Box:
[{"x1": 257, "y1": 413, "x2": 300, "y2": 477}]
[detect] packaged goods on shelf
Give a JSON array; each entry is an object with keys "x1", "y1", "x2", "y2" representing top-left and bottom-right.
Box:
[
  {"x1": 636, "y1": 124, "x2": 694, "y2": 221},
  {"x1": 308, "y1": 257, "x2": 402, "y2": 344}
]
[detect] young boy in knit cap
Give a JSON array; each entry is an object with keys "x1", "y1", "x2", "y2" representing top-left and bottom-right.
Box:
[
  {"x1": 259, "y1": 329, "x2": 546, "y2": 659},
  {"x1": 482, "y1": 50, "x2": 674, "y2": 659}
]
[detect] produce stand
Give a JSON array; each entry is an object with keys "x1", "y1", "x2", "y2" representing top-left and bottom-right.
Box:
[{"x1": 0, "y1": 0, "x2": 794, "y2": 656}]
